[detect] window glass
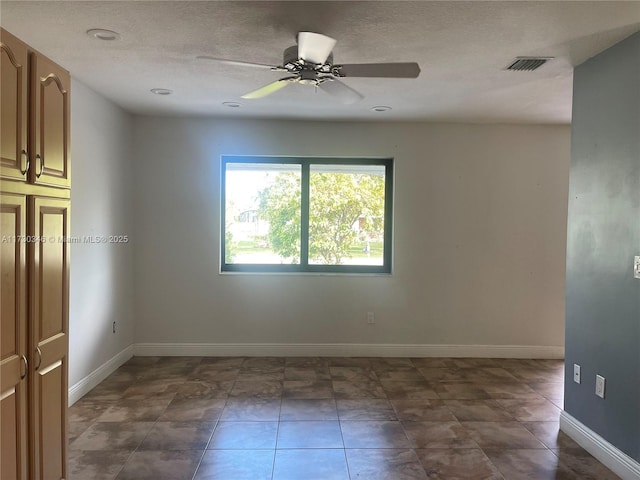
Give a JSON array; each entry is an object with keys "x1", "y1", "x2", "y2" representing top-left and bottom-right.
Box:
[
  {"x1": 225, "y1": 163, "x2": 301, "y2": 264},
  {"x1": 309, "y1": 164, "x2": 385, "y2": 266}
]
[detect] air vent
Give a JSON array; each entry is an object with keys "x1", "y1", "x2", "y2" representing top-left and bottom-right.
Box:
[{"x1": 506, "y1": 57, "x2": 552, "y2": 71}]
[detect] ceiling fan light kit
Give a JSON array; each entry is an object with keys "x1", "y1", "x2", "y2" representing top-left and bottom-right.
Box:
[{"x1": 199, "y1": 32, "x2": 420, "y2": 105}]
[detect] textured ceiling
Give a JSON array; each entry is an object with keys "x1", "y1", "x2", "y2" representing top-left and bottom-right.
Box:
[{"x1": 2, "y1": 1, "x2": 639, "y2": 123}]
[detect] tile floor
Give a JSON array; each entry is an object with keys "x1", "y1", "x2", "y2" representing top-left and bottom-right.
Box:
[{"x1": 67, "y1": 356, "x2": 620, "y2": 479}]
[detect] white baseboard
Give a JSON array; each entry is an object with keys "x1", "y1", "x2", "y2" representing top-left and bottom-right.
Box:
[
  {"x1": 560, "y1": 411, "x2": 640, "y2": 480},
  {"x1": 133, "y1": 342, "x2": 564, "y2": 359},
  {"x1": 68, "y1": 345, "x2": 134, "y2": 406}
]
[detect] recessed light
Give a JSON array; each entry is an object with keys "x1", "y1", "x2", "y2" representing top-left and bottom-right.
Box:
[
  {"x1": 371, "y1": 106, "x2": 392, "y2": 112},
  {"x1": 222, "y1": 102, "x2": 242, "y2": 108},
  {"x1": 86, "y1": 29, "x2": 121, "y2": 41},
  {"x1": 150, "y1": 88, "x2": 173, "y2": 96}
]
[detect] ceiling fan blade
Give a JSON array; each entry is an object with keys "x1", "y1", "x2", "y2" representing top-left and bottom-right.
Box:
[
  {"x1": 196, "y1": 55, "x2": 282, "y2": 70},
  {"x1": 241, "y1": 78, "x2": 295, "y2": 99},
  {"x1": 297, "y1": 32, "x2": 337, "y2": 65},
  {"x1": 337, "y1": 62, "x2": 421, "y2": 78},
  {"x1": 319, "y1": 79, "x2": 364, "y2": 104}
]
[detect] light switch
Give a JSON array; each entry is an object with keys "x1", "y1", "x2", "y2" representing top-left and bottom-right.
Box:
[{"x1": 634, "y1": 256, "x2": 640, "y2": 279}]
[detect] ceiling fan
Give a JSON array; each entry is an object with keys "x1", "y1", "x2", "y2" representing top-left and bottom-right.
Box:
[{"x1": 198, "y1": 32, "x2": 420, "y2": 104}]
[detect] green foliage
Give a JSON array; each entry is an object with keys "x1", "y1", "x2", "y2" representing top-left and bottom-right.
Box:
[
  {"x1": 257, "y1": 173, "x2": 301, "y2": 263},
  {"x1": 224, "y1": 197, "x2": 239, "y2": 263},
  {"x1": 309, "y1": 172, "x2": 384, "y2": 263},
  {"x1": 224, "y1": 223, "x2": 237, "y2": 263},
  {"x1": 257, "y1": 171, "x2": 385, "y2": 264}
]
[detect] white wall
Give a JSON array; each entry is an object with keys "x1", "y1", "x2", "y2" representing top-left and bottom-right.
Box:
[
  {"x1": 132, "y1": 117, "x2": 570, "y2": 353},
  {"x1": 69, "y1": 79, "x2": 135, "y2": 386}
]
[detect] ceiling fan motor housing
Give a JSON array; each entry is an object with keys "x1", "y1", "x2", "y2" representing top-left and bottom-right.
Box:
[
  {"x1": 299, "y1": 69, "x2": 318, "y2": 85},
  {"x1": 283, "y1": 45, "x2": 333, "y2": 69}
]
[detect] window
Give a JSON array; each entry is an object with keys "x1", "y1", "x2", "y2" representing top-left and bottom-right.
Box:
[{"x1": 222, "y1": 156, "x2": 393, "y2": 273}]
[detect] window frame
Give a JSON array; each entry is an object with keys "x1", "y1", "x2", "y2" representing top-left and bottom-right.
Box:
[{"x1": 221, "y1": 155, "x2": 394, "y2": 274}]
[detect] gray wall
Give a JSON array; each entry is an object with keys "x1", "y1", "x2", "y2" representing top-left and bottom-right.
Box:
[
  {"x1": 132, "y1": 117, "x2": 570, "y2": 352},
  {"x1": 69, "y1": 79, "x2": 135, "y2": 387},
  {"x1": 565, "y1": 31, "x2": 640, "y2": 461}
]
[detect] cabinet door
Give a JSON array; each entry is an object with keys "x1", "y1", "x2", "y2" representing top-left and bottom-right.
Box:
[
  {"x1": 1, "y1": 193, "x2": 29, "y2": 480},
  {"x1": 1, "y1": 29, "x2": 29, "y2": 181},
  {"x1": 31, "y1": 53, "x2": 70, "y2": 189},
  {"x1": 29, "y1": 197, "x2": 69, "y2": 480}
]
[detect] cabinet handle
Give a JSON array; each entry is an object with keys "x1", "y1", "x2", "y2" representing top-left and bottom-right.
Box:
[
  {"x1": 20, "y1": 150, "x2": 30, "y2": 176},
  {"x1": 20, "y1": 355, "x2": 28, "y2": 380},
  {"x1": 35, "y1": 154, "x2": 44, "y2": 178},
  {"x1": 35, "y1": 347, "x2": 42, "y2": 371}
]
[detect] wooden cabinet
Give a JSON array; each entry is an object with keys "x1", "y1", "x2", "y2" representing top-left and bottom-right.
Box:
[
  {"x1": 29, "y1": 197, "x2": 69, "y2": 480},
  {"x1": 30, "y1": 55, "x2": 71, "y2": 188},
  {"x1": 1, "y1": 194, "x2": 29, "y2": 480},
  {"x1": 1, "y1": 29, "x2": 70, "y2": 189},
  {"x1": 1, "y1": 30, "x2": 29, "y2": 182},
  {"x1": 1, "y1": 28, "x2": 70, "y2": 480}
]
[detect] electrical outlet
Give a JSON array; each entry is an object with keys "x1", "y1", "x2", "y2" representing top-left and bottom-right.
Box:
[
  {"x1": 634, "y1": 256, "x2": 640, "y2": 279},
  {"x1": 112, "y1": 321, "x2": 117, "y2": 334},
  {"x1": 573, "y1": 364, "x2": 581, "y2": 384},
  {"x1": 366, "y1": 312, "x2": 375, "y2": 324},
  {"x1": 595, "y1": 375, "x2": 606, "y2": 398}
]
